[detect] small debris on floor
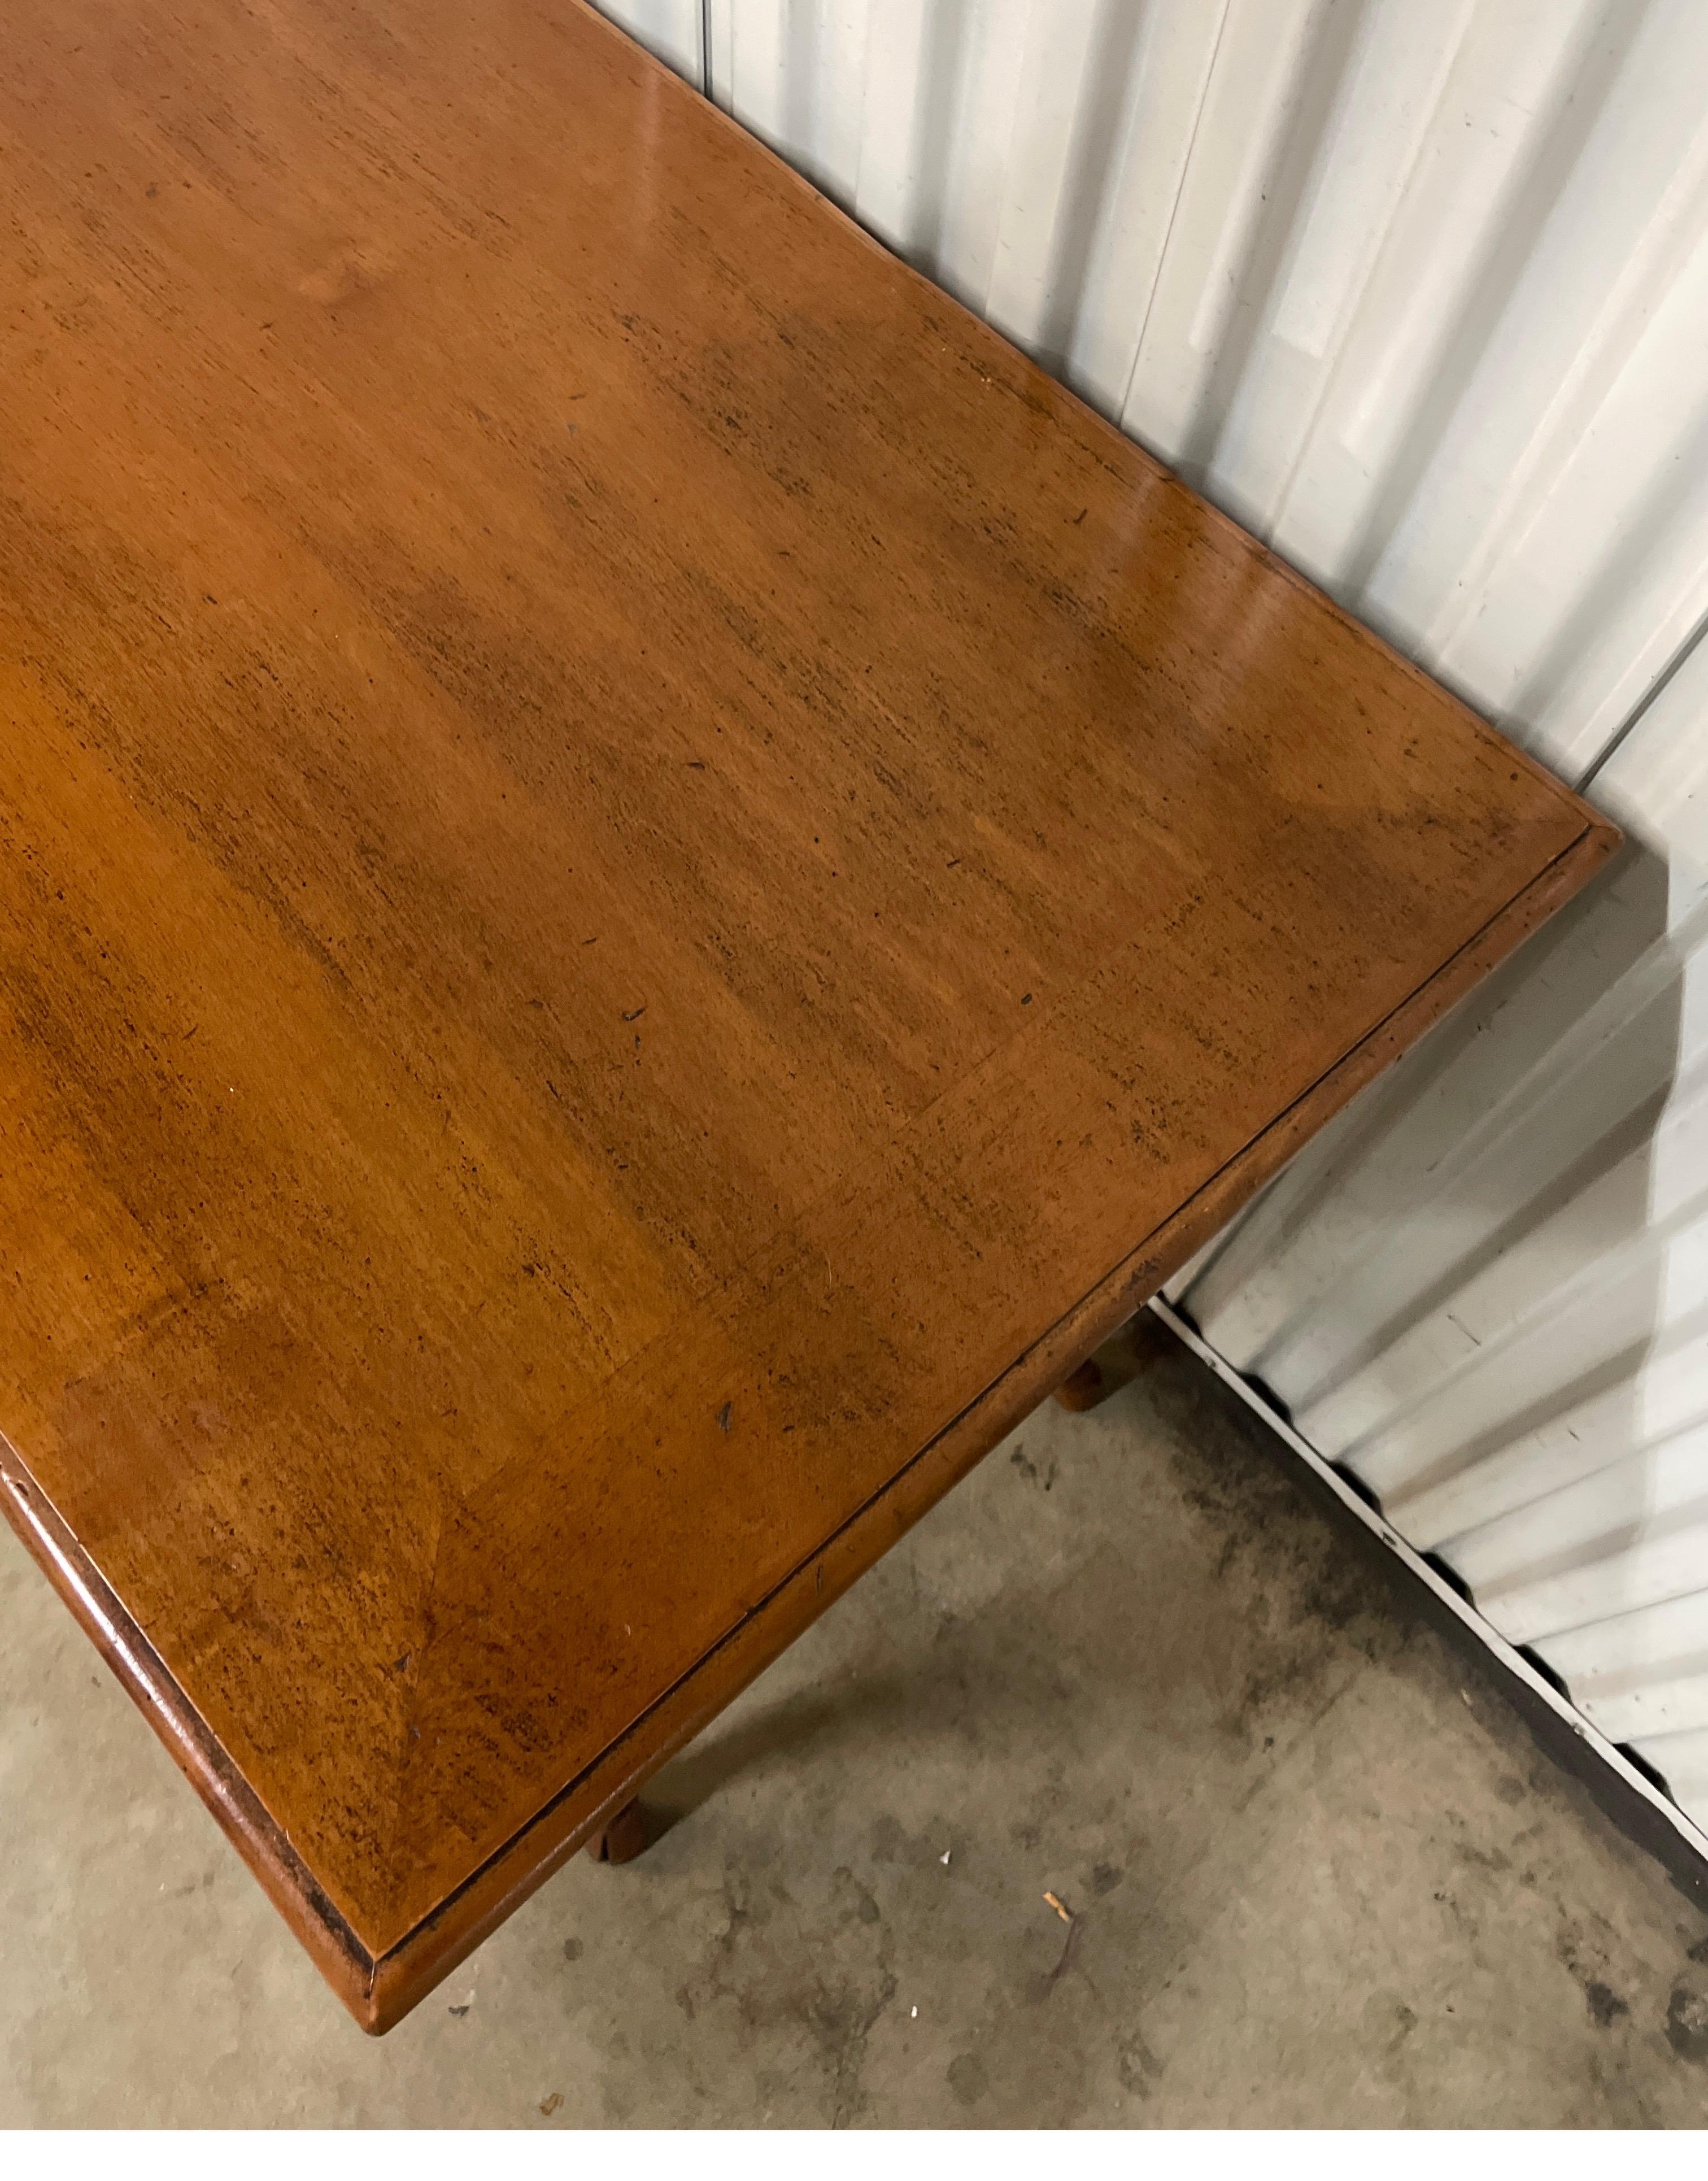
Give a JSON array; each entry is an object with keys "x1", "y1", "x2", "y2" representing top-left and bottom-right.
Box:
[
  {"x1": 539, "y1": 2092, "x2": 563, "y2": 2117},
  {"x1": 448, "y1": 2003, "x2": 470, "y2": 2018},
  {"x1": 1047, "y1": 1917, "x2": 1084, "y2": 1990},
  {"x1": 1044, "y1": 1891, "x2": 1073, "y2": 1923},
  {"x1": 910, "y1": 2006, "x2": 918, "y2": 2019},
  {"x1": 940, "y1": 1849, "x2": 951, "y2": 1865}
]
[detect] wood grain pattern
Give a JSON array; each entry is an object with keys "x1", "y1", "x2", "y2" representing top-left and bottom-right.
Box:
[{"x1": 0, "y1": 0, "x2": 1618, "y2": 2030}]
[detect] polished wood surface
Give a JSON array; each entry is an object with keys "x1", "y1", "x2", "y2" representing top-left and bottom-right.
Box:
[{"x1": 0, "y1": 0, "x2": 1618, "y2": 2031}]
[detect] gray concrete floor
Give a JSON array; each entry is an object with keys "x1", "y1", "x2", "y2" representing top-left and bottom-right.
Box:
[{"x1": 4, "y1": 1314, "x2": 1708, "y2": 2126}]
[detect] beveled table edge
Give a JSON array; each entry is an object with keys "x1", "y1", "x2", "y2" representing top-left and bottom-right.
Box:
[
  {"x1": 0, "y1": 1434, "x2": 374, "y2": 2022},
  {"x1": 0, "y1": 815, "x2": 1620, "y2": 2031}
]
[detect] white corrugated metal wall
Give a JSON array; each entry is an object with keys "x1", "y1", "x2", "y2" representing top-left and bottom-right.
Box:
[{"x1": 594, "y1": 0, "x2": 1708, "y2": 1836}]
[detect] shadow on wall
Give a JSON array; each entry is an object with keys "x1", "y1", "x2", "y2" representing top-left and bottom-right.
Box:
[
  {"x1": 1173, "y1": 824, "x2": 1708, "y2": 1825},
  {"x1": 1031, "y1": 0, "x2": 1153, "y2": 382}
]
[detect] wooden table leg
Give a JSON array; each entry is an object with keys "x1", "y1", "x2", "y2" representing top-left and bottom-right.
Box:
[
  {"x1": 1053, "y1": 1315, "x2": 1162, "y2": 1413},
  {"x1": 1053, "y1": 1357, "x2": 1107, "y2": 1412},
  {"x1": 586, "y1": 1796, "x2": 649, "y2": 1865}
]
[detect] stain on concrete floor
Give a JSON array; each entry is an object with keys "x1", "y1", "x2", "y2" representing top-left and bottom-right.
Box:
[{"x1": 3, "y1": 1314, "x2": 1707, "y2": 2125}]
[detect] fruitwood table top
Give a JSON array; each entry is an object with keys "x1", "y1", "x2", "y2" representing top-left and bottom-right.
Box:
[{"x1": 0, "y1": 0, "x2": 1618, "y2": 2031}]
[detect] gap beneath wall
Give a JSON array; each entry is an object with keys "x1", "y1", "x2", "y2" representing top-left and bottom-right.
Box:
[{"x1": 1145, "y1": 1293, "x2": 1708, "y2": 1917}]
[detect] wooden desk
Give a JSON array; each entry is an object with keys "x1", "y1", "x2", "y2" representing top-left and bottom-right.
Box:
[{"x1": 0, "y1": 0, "x2": 1618, "y2": 2032}]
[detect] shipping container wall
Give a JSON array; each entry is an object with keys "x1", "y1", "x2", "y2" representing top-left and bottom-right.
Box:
[{"x1": 592, "y1": 0, "x2": 1708, "y2": 1834}]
